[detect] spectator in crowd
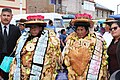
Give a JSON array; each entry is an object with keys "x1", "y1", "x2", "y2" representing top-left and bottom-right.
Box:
[
  {"x1": 104, "y1": 20, "x2": 120, "y2": 76},
  {"x1": 99, "y1": 23, "x2": 105, "y2": 35},
  {"x1": 59, "y1": 29, "x2": 67, "y2": 52},
  {"x1": 63, "y1": 18, "x2": 109, "y2": 80},
  {"x1": 0, "y1": 8, "x2": 21, "y2": 80},
  {"x1": 66, "y1": 19, "x2": 75, "y2": 35},
  {"x1": 103, "y1": 18, "x2": 114, "y2": 47},
  {"x1": 18, "y1": 18, "x2": 27, "y2": 34},
  {"x1": 46, "y1": 19, "x2": 56, "y2": 33},
  {"x1": 9, "y1": 15, "x2": 62, "y2": 80}
]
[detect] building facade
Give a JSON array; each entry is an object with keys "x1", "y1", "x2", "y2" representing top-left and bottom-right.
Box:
[
  {"x1": 95, "y1": 3, "x2": 114, "y2": 19},
  {"x1": 0, "y1": 0, "x2": 114, "y2": 19},
  {"x1": 62, "y1": 0, "x2": 96, "y2": 19},
  {"x1": 0, "y1": 0, "x2": 26, "y2": 15},
  {"x1": 26, "y1": 0, "x2": 62, "y2": 13}
]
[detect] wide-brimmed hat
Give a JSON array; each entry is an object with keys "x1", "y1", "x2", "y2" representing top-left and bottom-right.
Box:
[
  {"x1": 24, "y1": 15, "x2": 47, "y2": 27},
  {"x1": 72, "y1": 19, "x2": 92, "y2": 23},
  {"x1": 104, "y1": 20, "x2": 119, "y2": 26},
  {"x1": 72, "y1": 19, "x2": 94, "y2": 27},
  {"x1": 73, "y1": 13, "x2": 94, "y2": 27},
  {"x1": 104, "y1": 20, "x2": 118, "y2": 23}
]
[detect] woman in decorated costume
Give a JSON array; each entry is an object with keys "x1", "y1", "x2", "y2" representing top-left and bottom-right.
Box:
[
  {"x1": 9, "y1": 15, "x2": 62, "y2": 80},
  {"x1": 63, "y1": 14, "x2": 109, "y2": 80}
]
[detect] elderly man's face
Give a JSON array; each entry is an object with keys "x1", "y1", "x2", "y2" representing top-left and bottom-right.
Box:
[
  {"x1": 110, "y1": 23, "x2": 120, "y2": 39},
  {"x1": 30, "y1": 26, "x2": 42, "y2": 36}
]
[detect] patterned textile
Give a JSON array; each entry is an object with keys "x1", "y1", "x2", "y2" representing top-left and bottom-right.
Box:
[
  {"x1": 63, "y1": 32, "x2": 109, "y2": 80},
  {"x1": 9, "y1": 29, "x2": 62, "y2": 80}
]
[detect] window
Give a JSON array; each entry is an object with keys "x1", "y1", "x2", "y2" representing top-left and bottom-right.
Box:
[
  {"x1": 54, "y1": 19, "x2": 64, "y2": 28},
  {"x1": 102, "y1": 11, "x2": 104, "y2": 17},
  {"x1": 84, "y1": 1, "x2": 95, "y2": 11},
  {"x1": 49, "y1": 0, "x2": 56, "y2": 4},
  {"x1": 95, "y1": 10, "x2": 98, "y2": 17}
]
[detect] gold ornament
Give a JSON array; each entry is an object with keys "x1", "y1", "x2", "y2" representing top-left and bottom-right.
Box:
[{"x1": 26, "y1": 43, "x2": 35, "y2": 51}]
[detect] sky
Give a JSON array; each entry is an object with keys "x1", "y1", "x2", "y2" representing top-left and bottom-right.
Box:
[{"x1": 94, "y1": 0, "x2": 120, "y2": 14}]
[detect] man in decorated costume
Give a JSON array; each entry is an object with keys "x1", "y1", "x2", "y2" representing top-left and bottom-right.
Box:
[
  {"x1": 9, "y1": 15, "x2": 62, "y2": 80},
  {"x1": 63, "y1": 13, "x2": 109, "y2": 80}
]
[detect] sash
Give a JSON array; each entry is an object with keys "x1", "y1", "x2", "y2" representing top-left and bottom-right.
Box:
[
  {"x1": 13, "y1": 30, "x2": 49, "y2": 80},
  {"x1": 87, "y1": 34, "x2": 104, "y2": 80},
  {"x1": 29, "y1": 30, "x2": 48, "y2": 80},
  {"x1": 13, "y1": 32, "x2": 29, "y2": 80}
]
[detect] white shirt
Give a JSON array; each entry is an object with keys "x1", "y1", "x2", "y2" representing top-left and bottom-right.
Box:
[
  {"x1": 1, "y1": 23, "x2": 9, "y2": 36},
  {"x1": 103, "y1": 32, "x2": 113, "y2": 47}
]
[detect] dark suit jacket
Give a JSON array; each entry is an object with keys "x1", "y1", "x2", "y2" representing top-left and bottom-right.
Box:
[
  {"x1": 116, "y1": 40, "x2": 120, "y2": 67},
  {"x1": 0, "y1": 23, "x2": 21, "y2": 64}
]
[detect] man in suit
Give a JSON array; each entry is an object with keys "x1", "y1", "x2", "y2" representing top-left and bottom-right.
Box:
[{"x1": 0, "y1": 8, "x2": 21, "y2": 80}]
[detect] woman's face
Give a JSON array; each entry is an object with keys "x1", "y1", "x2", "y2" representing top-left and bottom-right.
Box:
[
  {"x1": 110, "y1": 23, "x2": 120, "y2": 39},
  {"x1": 30, "y1": 26, "x2": 42, "y2": 36},
  {"x1": 76, "y1": 26, "x2": 88, "y2": 38}
]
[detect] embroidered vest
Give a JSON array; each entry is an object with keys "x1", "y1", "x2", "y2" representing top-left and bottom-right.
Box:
[{"x1": 13, "y1": 30, "x2": 49, "y2": 80}]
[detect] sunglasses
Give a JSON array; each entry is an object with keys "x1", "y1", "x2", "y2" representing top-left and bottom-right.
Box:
[{"x1": 109, "y1": 27, "x2": 118, "y2": 31}]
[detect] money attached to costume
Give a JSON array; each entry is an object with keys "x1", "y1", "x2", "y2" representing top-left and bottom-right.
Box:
[
  {"x1": 63, "y1": 32, "x2": 108, "y2": 80},
  {"x1": 9, "y1": 30, "x2": 62, "y2": 80}
]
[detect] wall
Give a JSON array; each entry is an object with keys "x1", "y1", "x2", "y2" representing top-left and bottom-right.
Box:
[
  {"x1": 26, "y1": 0, "x2": 54, "y2": 13},
  {"x1": 0, "y1": 0, "x2": 26, "y2": 15}
]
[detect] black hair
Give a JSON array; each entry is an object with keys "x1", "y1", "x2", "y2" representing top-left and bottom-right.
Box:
[
  {"x1": 48, "y1": 20, "x2": 53, "y2": 24},
  {"x1": 2, "y1": 8, "x2": 12, "y2": 13},
  {"x1": 74, "y1": 22, "x2": 90, "y2": 31},
  {"x1": 61, "y1": 29, "x2": 65, "y2": 34},
  {"x1": 25, "y1": 23, "x2": 46, "y2": 28}
]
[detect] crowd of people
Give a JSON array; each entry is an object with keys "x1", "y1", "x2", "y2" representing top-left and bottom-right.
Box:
[{"x1": 0, "y1": 8, "x2": 120, "y2": 80}]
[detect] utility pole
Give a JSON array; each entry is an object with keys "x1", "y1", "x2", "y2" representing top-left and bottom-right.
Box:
[
  {"x1": 20, "y1": 0, "x2": 22, "y2": 14},
  {"x1": 117, "y1": 4, "x2": 120, "y2": 14}
]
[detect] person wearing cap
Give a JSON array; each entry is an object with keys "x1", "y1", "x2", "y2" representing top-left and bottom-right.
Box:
[
  {"x1": 63, "y1": 18, "x2": 109, "y2": 80},
  {"x1": 66, "y1": 19, "x2": 75, "y2": 35},
  {"x1": 9, "y1": 15, "x2": 62, "y2": 80},
  {"x1": 103, "y1": 18, "x2": 114, "y2": 47},
  {"x1": 104, "y1": 20, "x2": 120, "y2": 77},
  {"x1": 17, "y1": 18, "x2": 27, "y2": 34}
]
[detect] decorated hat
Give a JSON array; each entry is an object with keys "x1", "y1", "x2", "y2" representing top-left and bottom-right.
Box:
[
  {"x1": 75, "y1": 13, "x2": 92, "y2": 19},
  {"x1": 73, "y1": 19, "x2": 91, "y2": 27},
  {"x1": 24, "y1": 15, "x2": 47, "y2": 27},
  {"x1": 73, "y1": 13, "x2": 94, "y2": 27}
]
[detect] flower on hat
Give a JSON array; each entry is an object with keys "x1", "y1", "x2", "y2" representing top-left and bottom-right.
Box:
[
  {"x1": 24, "y1": 15, "x2": 47, "y2": 27},
  {"x1": 27, "y1": 15, "x2": 44, "y2": 21},
  {"x1": 75, "y1": 13, "x2": 92, "y2": 19}
]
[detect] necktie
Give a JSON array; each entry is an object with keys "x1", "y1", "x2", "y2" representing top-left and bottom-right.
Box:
[
  {"x1": 2, "y1": 26, "x2": 7, "y2": 53},
  {"x1": 4, "y1": 26, "x2": 7, "y2": 38}
]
